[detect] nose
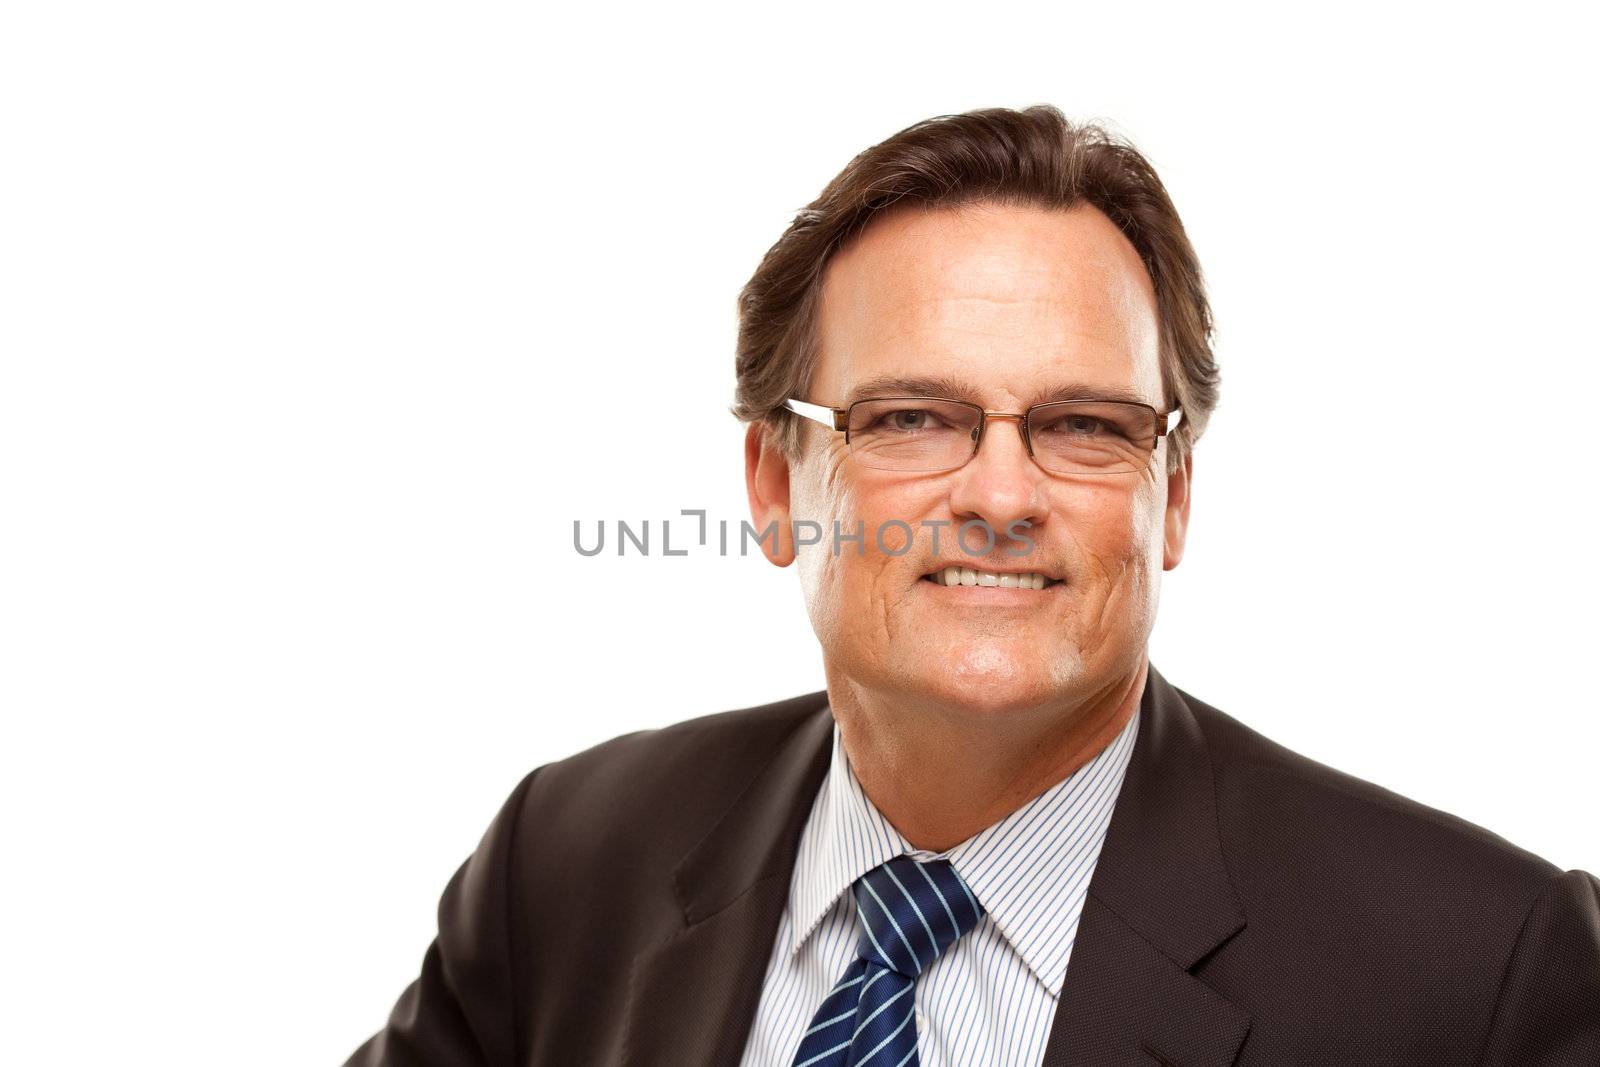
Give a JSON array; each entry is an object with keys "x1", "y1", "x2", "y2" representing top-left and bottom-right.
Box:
[{"x1": 946, "y1": 413, "x2": 1049, "y2": 550}]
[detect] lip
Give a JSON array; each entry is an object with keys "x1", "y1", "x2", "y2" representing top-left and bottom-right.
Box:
[
  {"x1": 919, "y1": 562, "x2": 1066, "y2": 585},
  {"x1": 916, "y1": 575, "x2": 1065, "y2": 604},
  {"x1": 916, "y1": 567, "x2": 1067, "y2": 606}
]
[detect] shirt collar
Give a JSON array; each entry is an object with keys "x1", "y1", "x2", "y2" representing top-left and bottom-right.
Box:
[{"x1": 787, "y1": 698, "x2": 1141, "y2": 999}]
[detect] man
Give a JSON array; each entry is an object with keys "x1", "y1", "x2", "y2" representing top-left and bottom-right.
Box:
[{"x1": 345, "y1": 106, "x2": 1600, "y2": 1065}]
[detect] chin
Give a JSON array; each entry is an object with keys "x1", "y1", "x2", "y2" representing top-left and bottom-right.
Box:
[{"x1": 902, "y1": 640, "x2": 1082, "y2": 717}]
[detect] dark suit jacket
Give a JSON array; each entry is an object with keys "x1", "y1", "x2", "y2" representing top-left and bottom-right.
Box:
[{"x1": 345, "y1": 665, "x2": 1600, "y2": 1065}]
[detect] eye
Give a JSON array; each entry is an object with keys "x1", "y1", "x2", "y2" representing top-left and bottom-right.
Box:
[
  {"x1": 1048, "y1": 414, "x2": 1105, "y2": 436},
  {"x1": 1036, "y1": 409, "x2": 1138, "y2": 441},
  {"x1": 877, "y1": 407, "x2": 943, "y2": 432}
]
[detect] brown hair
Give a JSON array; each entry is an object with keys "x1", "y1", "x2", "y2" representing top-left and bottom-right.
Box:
[{"x1": 731, "y1": 104, "x2": 1218, "y2": 475}]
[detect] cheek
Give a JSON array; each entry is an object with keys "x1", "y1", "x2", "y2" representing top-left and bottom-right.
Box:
[
  {"x1": 794, "y1": 468, "x2": 935, "y2": 632},
  {"x1": 807, "y1": 475, "x2": 937, "y2": 564},
  {"x1": 1071, "y1": 481, "x2": 1166, "y2": 596}
]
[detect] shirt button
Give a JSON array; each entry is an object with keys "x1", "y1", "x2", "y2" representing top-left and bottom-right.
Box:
[{"x1": 915, "y1": 1007, "x2": 928, "y2": 1031}]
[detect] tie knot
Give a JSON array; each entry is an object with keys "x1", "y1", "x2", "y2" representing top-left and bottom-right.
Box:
[{"x1": 852, "y1": 855, "x2": 984, "y2": 978}]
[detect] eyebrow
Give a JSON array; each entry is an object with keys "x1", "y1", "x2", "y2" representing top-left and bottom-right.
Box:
[{"x1": 840, "y1": 374, "x2": 1160, "y2": 410}]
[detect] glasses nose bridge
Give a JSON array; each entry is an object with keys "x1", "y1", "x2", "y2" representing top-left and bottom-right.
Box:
[{"x1": 974, "y1": 409, "x2": 1034, "y2": 460}]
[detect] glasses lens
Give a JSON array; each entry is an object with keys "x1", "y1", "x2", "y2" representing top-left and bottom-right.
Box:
[
  {"x1": 1026, "y1": 401, "x2": 1158, "y2": 474},
  {"x1": 846, "y1": 398, "x2": 980, "y2": 472}
]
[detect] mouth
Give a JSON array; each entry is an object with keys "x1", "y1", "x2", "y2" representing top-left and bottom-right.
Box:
[{"x1": 920, "y1": 566, "x2": 1063, "y2": 590}]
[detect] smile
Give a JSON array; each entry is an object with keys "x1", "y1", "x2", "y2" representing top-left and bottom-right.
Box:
[{"x1": 921, "y1": 567, "x2": 1062, "y2": 590}]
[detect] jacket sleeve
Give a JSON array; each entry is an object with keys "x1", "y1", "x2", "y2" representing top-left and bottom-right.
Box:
[
  {"x1": 343, "y1": 767, "x2": 541, "y2": 1067},
  {"x1": 1476, "y1": 867, "x2": 1600, "y2": 1065}
]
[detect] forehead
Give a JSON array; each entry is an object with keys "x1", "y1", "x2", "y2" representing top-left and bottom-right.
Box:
[{"x1": 813, "y1": 199, "x2": 1163, "y2": 407}]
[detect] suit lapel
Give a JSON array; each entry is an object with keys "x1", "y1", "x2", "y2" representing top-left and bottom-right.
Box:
[
  {"x1": 616, "y1": 665, "x2": 1252, "y2": 1067},
  {"x1": 619, "y1": 694, "x2": 834, "y2": 1067},
  {"x1": 1041, "y1": 664, "x2": 1252, "y2": 1066}
]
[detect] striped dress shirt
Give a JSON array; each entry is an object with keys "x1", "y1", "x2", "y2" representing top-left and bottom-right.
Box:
[{"x1": 736, "y1": 700, "x2": 1141, "y2": 1067}]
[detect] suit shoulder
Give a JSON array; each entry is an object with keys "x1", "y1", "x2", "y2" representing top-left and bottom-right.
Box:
[
  {"x1": 1177, "y1": 685, "x2": 1562, "y2": 899},
  {"x1": 510, "y1": 689, "x2": 829, "y2": 855},
  {"x1": 533, "y1": 687, "x2": 829, "y2": 786}
]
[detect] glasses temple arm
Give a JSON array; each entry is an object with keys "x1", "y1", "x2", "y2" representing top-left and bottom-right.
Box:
[{"x1": 783, "y1": 398, "x2": 848, "y2": 431}]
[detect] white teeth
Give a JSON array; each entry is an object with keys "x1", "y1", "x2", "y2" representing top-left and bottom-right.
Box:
[{"x1": 932, "y1": 567, "x2": 1053, "y2": 589}]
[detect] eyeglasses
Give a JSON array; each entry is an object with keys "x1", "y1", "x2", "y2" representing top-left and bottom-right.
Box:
[{"x1": 783, "y1": 395, "x2": 1182, "y2": 476}]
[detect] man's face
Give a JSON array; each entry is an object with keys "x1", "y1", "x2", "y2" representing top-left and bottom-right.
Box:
[{"x1": 748, "y1": 200, "x2": 1190, "y2": 720}]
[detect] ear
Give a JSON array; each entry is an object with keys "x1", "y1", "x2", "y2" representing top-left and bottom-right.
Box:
[
  {"x1": 744, "y1": 421, "x2": 796, "y2": 567},
  {"x1": 1163, "y1": 449, "x2": 1192, "y2": 571}
]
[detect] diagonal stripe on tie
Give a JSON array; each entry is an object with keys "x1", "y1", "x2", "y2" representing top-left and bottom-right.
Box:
[{"x1": 789, "y1": 855, "x2": 985, "y2": 1067}]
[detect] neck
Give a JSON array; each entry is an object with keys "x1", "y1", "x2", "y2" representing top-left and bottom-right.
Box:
[{"x1": 827, "y1": 657, "x2": 1147, "y2": 853}]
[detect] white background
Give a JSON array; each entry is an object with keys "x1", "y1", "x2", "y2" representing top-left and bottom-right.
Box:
[{"x1": 2, "y1": 3, "x2": 1595, "y2": 1063}]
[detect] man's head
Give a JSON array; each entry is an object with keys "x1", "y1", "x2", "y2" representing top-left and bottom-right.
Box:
[{"x1": 737, "y1": 106, "x2": 1216, "y2": 724}]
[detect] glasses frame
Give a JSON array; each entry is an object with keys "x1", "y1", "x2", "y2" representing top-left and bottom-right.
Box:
[{"x1": 782, "y1": 395, "x2": 1183, "y2": 475}]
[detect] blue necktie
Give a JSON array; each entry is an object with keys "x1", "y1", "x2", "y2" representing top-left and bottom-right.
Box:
[{"x1": 790, "y1": 854, "x2": 985, "y2": 1067}]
